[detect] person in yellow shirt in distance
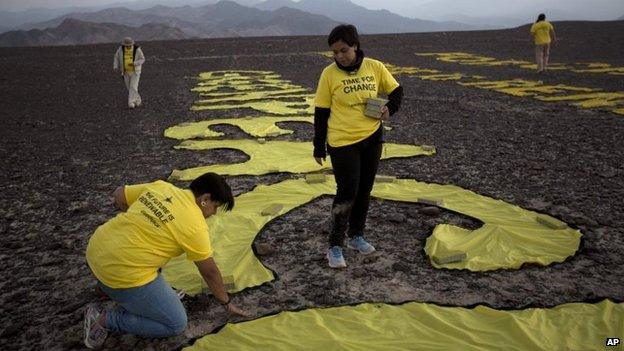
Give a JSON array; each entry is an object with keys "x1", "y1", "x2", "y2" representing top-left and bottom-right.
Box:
[
  {"x1": 83, "y1": 172, "x2": 247, "y2": 348},
  {"x1": 313, "y1": 24, "x2": 404, "y2": 268},
  {"x1": 113, "y1": 37, "x2": 145, "y2": 108},
  {"x1": 530, "y1": 14, "x2": 556, "y2": 73}
]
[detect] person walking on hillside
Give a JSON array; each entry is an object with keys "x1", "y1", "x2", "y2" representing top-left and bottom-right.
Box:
[
  {"x1": 530, "y1": 14, "x2": 556, "y2": 73},
  {"x1": 113, "y1": 37, "x2": 145, "y2": 108},
  {"x1": 83, "y1": 172, "x2": 248, "y2": 348},
  {"x1": 313, "y1": 24, "x2": 404, "y2": 268}
]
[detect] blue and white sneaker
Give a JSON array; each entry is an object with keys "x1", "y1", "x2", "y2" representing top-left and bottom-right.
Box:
[
  {"x1": 347, "y1": 236, "x2": 376, "y2": 255},
  {"x1": 84, "y1": 303, "x2": 108, "y2": 349},
  {"x1": 327, "y1": 246, "x2": 347, "y2": 268}
]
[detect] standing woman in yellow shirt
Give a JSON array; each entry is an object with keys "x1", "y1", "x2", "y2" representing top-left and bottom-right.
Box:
[
  {"x1": 313, "y1": 24, "x2": 403, "y2": 268},
  {"x1": 530, "y1": 14, "x2": 556, "y2": 73}
]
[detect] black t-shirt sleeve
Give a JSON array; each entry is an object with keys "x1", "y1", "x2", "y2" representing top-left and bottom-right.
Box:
[
  {"x1": 313, "y1": 107, "x2": 330, "y2": 158},
  {"x1": 386, "y1": 86, "x2": 403, "y2": 116}
]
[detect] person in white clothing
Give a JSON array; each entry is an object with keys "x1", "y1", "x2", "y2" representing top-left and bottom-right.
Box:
[{"x1": 113, "y1": 37, "x2": 145, "y2": 109}]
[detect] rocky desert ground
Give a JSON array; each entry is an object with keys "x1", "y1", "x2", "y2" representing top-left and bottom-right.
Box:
[{"x1": 0, "y1": 20, "x2": 623, "y2": 350}]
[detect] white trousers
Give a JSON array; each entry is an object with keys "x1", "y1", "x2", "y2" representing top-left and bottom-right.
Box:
[
  {"x1": 535, "y1": 44, "x2": 550, "y2": 72},
  {"x1": 123, "y1": 72, "x2": 141, "y2": 107}
]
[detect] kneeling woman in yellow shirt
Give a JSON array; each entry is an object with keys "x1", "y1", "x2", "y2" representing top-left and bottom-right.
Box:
[
  {"x1": 313, "y1": 24, "x2": 403, "y2": 268},
  {"x1": 83, "y1": 172, "x2": 247, "y2": 348}
]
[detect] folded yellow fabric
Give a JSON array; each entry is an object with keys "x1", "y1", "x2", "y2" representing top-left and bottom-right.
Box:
[
  {"x1": 169, "y1": 141, "x2": 433, "y2": 179},
  {"x1": 162, "y1": 178, "x2": 581, "y2": 295},
  {"x1": 164, "y1": 116, "x2": 313, "y2": 140},
  {"x1": 186, "y1": 299, "x2": 623, "y2": 351}
]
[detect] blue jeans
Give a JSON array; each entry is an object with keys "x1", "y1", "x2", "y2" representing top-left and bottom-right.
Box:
[{"x1": 98, "y1": 274, "x2": 187, "y2": 338}]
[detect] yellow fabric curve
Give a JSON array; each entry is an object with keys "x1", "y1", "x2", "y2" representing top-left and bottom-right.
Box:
[
  {"x1": 572, "y1": 67, "x2": 624, "y2": 75},
  {"x1": 535, "y1": 92, "x2": 624, "y2": 108},
  {"x1": 518, "y1": 63, "x2": 571, "y2": 71},
  {"x1": 416, "y1": 52, "x2": 534, "y2": 67},
  {"x1": 190, "y1": 97, "x2": 314, "y2": 115},
  {"x1": 195, "y1": 93, "x2": 313, "y2": 105},
  {"x1": 163, "y1": 178, "x2": 337, "y2": 295},
  {"x1": 372, "y1": 180, "x2": 580, "y2": 270},
  {"x1": 383, "y1": 63, "x2": 439, "y2": 76},
  {"x1": 418, "y1": 73, "x2": 466, "y2": 81},
  {"x1": 194, "y1": 88, "x2": 307, "y2": 96},
  {"x1": 458, "y1": 79, "x2": 624, "y2": 113},
  {"x1": 193, "y1": 70, "x2": 301, "y2": 93},
  {"x1": 417, "y1": 52, "x2": 624, "y2": 75},
  {"x1": 185, "y1": 300, "x2": 623, "y2": 351},
  {"x1": 459, "y1": 79, "x2": 598, "y2": 97},
  {"x1": 190, "y1": 70, "x2": 314, "y2": 114},
  {"x1": 168, "y1": 141, "x2": 433, "y2": 179},
  {"x1": 163, "y1": 178, "x2": 580, "y2": 295},
  {"x1": 193, "y1": 83, "x2": 303, "y2": 93},
  {"x1": 164, "y1": 116, "x2": 313, "y2": 140}
]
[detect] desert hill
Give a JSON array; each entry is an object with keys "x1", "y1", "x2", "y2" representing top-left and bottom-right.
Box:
[
  {"x1": 3, "y1": 0, "x2": 474, "y2": 47},
  {"x1": 0, "y1": 18, "x2": 185, "y2": 47},
  {"x1": 0, "y1": 20, "x2": 622, "y2": 349},
  {"x1": 0, "y1": 1, "x2": 341, "y2": 46},
  {"x1": 254, "y1": 0, "x2": 472, "y2": 33}
]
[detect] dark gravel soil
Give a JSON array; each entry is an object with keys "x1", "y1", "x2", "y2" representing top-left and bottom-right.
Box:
[{"x1": 0, "y1": 20, "x2": 623, "y2": 350}]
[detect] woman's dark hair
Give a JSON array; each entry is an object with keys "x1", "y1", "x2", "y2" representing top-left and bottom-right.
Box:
[
  {"x1": 190, "y1": 172, "x2": 234, "y2": 211},
  {"x1": 328, "y1": 24, "x2": 360, "y2": 48},
  {"x1": 536, "y1": 13, "x2": 546, "y2": 22}
]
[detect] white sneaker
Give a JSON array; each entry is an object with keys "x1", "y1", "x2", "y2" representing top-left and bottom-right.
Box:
[
  {"x1": 84, "y1": 303, "x2": 108, "y2": 349},
  {"x1": 327, "y1": 246, "x2": 347, "y2": 268},
  {"x1": 347, "y1": 236, "x2": 376, "y2": 255}
]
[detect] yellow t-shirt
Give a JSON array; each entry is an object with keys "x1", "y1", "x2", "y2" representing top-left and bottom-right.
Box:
[
  {"x1": 86, "y1": 181, "x2": 212, "y2": 288},
  {"x1": 123, "y1": 46, "x2": 135, "y2": 73},
  {"x1": 314, "y1": 57, "x2": 400, "y2": 147},
  {"x1": 530, "y1": 21, "x2": 554, "y2": 45}
]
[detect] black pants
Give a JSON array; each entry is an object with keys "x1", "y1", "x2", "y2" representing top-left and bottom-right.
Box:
[{"x1": 327, "y1": 126, "x2": 383, "y2": 247}]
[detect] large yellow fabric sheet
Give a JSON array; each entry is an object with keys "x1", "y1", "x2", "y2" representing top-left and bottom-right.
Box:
[
  {"x1": 459, "y1": 79, "x2": 597, "y2": 97},
  {"x1": 164, "y1": 116, "x2": 313, "y2": 140},
  {"x1": 163, "y1": 178, "x2": 338, "y2": 295},
  {"x1": 374, "y1": 181, "x2": 580, "y2": 270},
  {"x1": 186, "y1": 299, "x2": 623, "y2": 351},
  {"x1": 417, "y1": 52, "x2": 624, "y2": 75},
  {"x1": 163, "y1": 178, "x2": 580, "y2": 295},
  {"x1": 190, "y1": 97, "x2": 314, "y2": 115},
  {"x1": 169, "y1": 141, "x2": 432, "y2": 179}
]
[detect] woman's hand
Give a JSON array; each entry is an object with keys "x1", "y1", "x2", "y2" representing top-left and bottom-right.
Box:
[
  {"x1": 314, "y1": 157, "x2": 325, "y2": 165},
  {"x1": 224, "y1": 302, "x2": 251, "y2": 317},
  {"x1": 112, "y1": 186, "x2": 128, "y2": 212},
  {"x1": 380, "y1": 105, "x2": 390, "y2": 120}
]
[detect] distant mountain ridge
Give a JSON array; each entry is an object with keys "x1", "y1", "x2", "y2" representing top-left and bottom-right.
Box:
[
  {"x1": 254, "y1": 0, "x2": 472, "y2": 33},
  {"x1": 0, "y1": 18, "x2": 185, "y2": 47},
  {"x1": 16, "y1": 7, "x2": 196, "y2": 32},
  {"x1": 0, "y1": 1, "x2": 341, "y2": 47},
  {"x1": 15, "y1": 1, "x2": 338, "y2": 36},
  {"x1": 404, "y1": 0, "x2": 624, "y2": 26},
  {"x1": 0, "y1": 7, "x2": 95, "y2": 29},
  {"x1": 0, "y1": 0, "x2": 477, "y2": 47}
]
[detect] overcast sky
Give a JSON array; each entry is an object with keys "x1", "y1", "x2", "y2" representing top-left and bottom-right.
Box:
[{"x1": 1, "y1": 0, "x2": 623, "y2": 21}]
